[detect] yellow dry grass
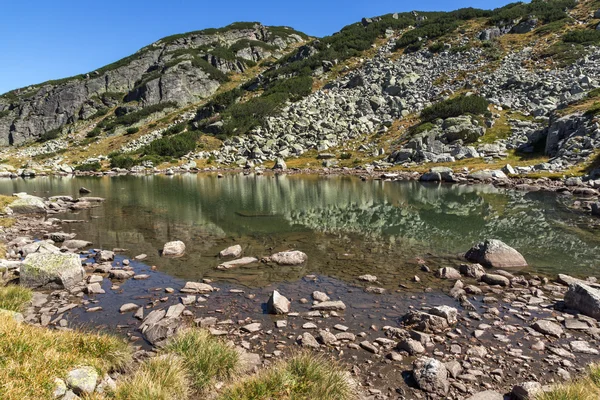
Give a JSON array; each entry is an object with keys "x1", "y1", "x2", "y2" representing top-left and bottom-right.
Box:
[{"x1": 0, "y1": 314, "x2": 131, "y2": 400}]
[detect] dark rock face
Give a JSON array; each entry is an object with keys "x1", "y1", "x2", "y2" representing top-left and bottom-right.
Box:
[
  {"x1": 465, "y1": 239, "x2": 527, "y2": 268},
  {"x1": 0, "y1": 23, "x2": 304, "y2": 146}
]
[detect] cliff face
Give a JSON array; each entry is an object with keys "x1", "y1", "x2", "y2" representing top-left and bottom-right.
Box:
[{"x1": 0, "y1": 23, "x2": 306, "y2": 146}]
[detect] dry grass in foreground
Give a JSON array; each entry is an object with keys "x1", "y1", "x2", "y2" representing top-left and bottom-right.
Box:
[
  {"x1": 164, "y1": 328, "x2": 240, "y2": 391},
  {"x1": 537, "y1": 365, "x2": 600, "y2": 400},
  {"x1": 114, "y1": 354, "x2": 190, "y2": 400},
  {"x1": 0, "y1": 313, "x2": 131, "y2": 400},
  {"x1": 218, "y1": 352, "x2": 354, "y2": 400},
  {"x1": 0, "y1": 285, "x2": 32, "y2": 312}
]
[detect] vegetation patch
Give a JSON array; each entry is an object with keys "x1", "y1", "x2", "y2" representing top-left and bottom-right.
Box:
[
  {"x1": 164, "y1": 329, "x2": 240, "y2": 391},
  {"x1": 0, "y1": 313, "x2": 130, "y2": 400},
  {"x1": 536, "y1": 364, "x2": 600, "y2": 400},
  {"x1": 218, "y1": 353, "x2": 352, "y2": 400},
  {"x1": 0, "y1": 285, "x2": 32, "y2": 312},
  {"x1": 539, "y1": 42, "x2": 587, "y2": 66},
  {"x1": 37, "y1": 128, "x2": 61, "y2": 143},
  {"x1": 109, "y1": 154, "x2": 137, "y2": 169},
  {"x1": 421, "y1": 95, "x2": 490, "y2": 122},
  {"x1": 74, "y1": 161, "x2": 102, "y2": 172},
  {"x1": 143, "y1": 131, "x2": 200, "y2": 158},
  {"x1": 98, "y1": 102, "x2": 178, "y2": 131},
  {"x1": 115, "y1": 354, "x2": 190, "y2": 400},
  {"x1": 563, "y1": 29, "x2": 600, "y2": 45}
]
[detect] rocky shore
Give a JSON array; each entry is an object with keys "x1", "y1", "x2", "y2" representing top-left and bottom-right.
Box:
[{"x1": 1, "y1": 188, "x2": 600, "y2": 399}]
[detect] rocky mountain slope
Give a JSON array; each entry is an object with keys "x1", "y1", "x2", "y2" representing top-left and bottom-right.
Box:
[
  {"x1": 0, "y1": 23, "x2": 307, "y2": 146},
  {"x1": 2, "y1": 0, "x2": 600, "y2": 180}
]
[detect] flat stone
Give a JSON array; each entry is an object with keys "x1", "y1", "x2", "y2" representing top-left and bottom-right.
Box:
[
  {"x1": 311, "y1": 300, "x2": 346, "y2": 311},
  {"x1": 217, "y1": 257, "x2": 258, "y2": 270},
  {"x1": 119, "y1": 303, "x2": 139, "y2": 313},
  {"x1": 241, "y1": 323, "x2": 261, "y2": 333}
]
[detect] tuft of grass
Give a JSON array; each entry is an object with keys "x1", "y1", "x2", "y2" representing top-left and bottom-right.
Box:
[
  {"x1": 164, "y1": 328, "x2": 240, "y2": 391},
  {"x1": 0, "y1": 285, "x2": 32, "y2": 312},
  {"x1": 537, "y1": 364, "x2": 600, "y2": 400},
  {"x1": 0, "y1": 195, "x2": 14, "y2": 211},
  {"x1": 0, "y1": 217, "x2": 16, "y2": 228},
  {"x1": 219, "y1": 352, "x2": 353, "y2": 400},
  {"x1": 0, "y1": 313, "x2": 131, "y2": 400},
  {"x1": 115, "y1": 354, "x2": 190, "y2": 400}
]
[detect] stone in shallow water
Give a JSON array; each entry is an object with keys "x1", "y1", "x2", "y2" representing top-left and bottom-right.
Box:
[
  {"x1": 241, "y1": 323, "x2": 261, "y2": 333},
  {"x1": 269, "y1": 250, "x2": 307, "y2": 265},
  {"x1": 267, "y1": 290, "x2": 290, "y2": 314},
  {"x1": 162, "y1": 241, "x2": 186, "y2": 257},
  {"x1": 465, "y1": 239, "x2": 527, "y2": 268},
  {"x1": 311, "y1": 300, "x2": 346, "y2": 311},
  {"x1": 217, "y1": 257, "x2": 258, "y2": 270},
  {"x1": 180, "y1": 282, "x2": 214, "y2": 293},
  {"x1": 219, "y1": 244, "x2": 242, "y2": 258},
  {"x1": 532, "y1": 320, "x2": 563, "y2": 337}
]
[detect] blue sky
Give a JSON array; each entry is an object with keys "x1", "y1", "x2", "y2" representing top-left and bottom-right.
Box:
[{"x1": 0, "y1": 0, "x2": 519, "y2": 94}]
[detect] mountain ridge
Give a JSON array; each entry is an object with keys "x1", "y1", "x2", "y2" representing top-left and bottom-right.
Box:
[{"x1": 1, "y1": 0, "x2": 600, "y2": 182}]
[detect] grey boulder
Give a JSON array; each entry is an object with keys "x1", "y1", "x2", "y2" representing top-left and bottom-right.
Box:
[
  {"x1": 465, "y1": 239, "x2": 527, "y2": 268},
  {"x1": 565, "y1": 282, "x2": 600, "y2": 320},
  {"x1": 21, "y1": 252, "x2": 85, "y2": 289}
]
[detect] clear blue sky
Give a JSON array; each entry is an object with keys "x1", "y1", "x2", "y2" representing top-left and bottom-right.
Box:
[{"x1": 0, "y1": 0, "x2": 519, "y2": 94}]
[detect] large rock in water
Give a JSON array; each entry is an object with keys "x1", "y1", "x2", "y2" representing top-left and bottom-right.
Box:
[
  {"x1": 412, "y1": 357, "x2": 449, "y2": 395},
  {"x1": 269, "y1": 250, "x2": 307, "y2": 265},
  {"x1": 267, "y1": 290, "x2": 291, "y2": 314},
  {"x1": 465, "y1": 239, "x2": 527, "y2": 268},
  {"x1": 8, "y1": 195, "x2": 46, "y2": 214},
  {"x1": 565, "y1": 282, "x2": 600, "y2": 320},
  {"x1": 162, "y1": 241, "x2": 186, "y2": 257},
  {"x1": 21, "y1": 253, "x2": 85, "y2": 289}
]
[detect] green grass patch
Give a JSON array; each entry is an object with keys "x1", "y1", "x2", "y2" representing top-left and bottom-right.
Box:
[
  {"x1": 164, "y1": 328, "x2": 240, "y2": 391},
  {"x1": 0, "y1": 285, "x2": 32, "y2": 312},
  {"x1": 219, "y1": 353, "x2": 352, "y2": 400}
]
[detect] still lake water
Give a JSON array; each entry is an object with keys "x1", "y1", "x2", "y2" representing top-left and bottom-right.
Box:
[{"x1": 1, "y1": 173, "x2": 599, "y2": 285}]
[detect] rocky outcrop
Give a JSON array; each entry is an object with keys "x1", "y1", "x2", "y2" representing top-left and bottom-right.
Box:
[{"x1": 0, "y1": 23, "x2": 305, "y2": 145}]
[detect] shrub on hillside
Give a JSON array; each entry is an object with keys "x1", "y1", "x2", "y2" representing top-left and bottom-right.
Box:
[
  {"x1": 86, "y1": 127, "x2": 102, "y2": 138},
  {"x1": 143, "y1": 131, "x2": 200, "y2": 158},
  {"x1": 563, "y1": 29, "x2": 600, "y2": 44},
  {"x1": 421, "y1": 95, "x2": 490, "y2": 121},
  {"x1": 126, "y1": 127, "x2": 140, "y2": 135},
  {"x1": 74, "y1": 162, "x2": 101, "y2": 172},
  {"x1": 37, "y1": 128, "x2": 61, "y2": 142},
  {"x1": 99, "y1": 102, "x2": 178, "y2": 131},
  {"x1": 109, "y1": 155, "x2": 136, "y2": 169},
  {"x1": 163, "y1": 122, "x2": 186, "y2": 136}
]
